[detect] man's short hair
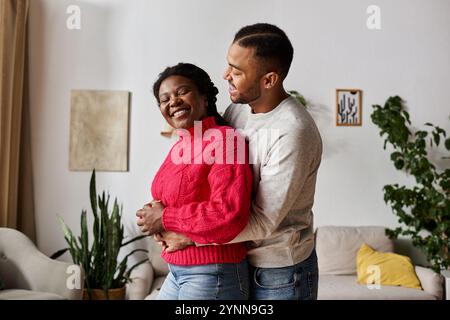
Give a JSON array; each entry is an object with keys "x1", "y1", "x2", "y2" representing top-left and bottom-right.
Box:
[{"x1": 233, "y1": 23, "x2": 294, "y2": 79}]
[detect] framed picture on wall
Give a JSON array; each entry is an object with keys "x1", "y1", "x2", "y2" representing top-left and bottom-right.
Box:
[
  {"x1": 336, "y1": 89, "x2": 362, "y2": 126},
  {"x1": 69, "y1": 90, "x2": 130, "y2": 171}
]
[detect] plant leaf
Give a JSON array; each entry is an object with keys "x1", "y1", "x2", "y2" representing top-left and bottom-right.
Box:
[
  {"x1": 121, "y1": 234, "x2": 148, "y2": 247},
  {"x1": 50, "y1": 248, "x2": 69, "y2": 260},
  {"x1": 445, "y1": 138, "x2": 450, "y2": 151}
]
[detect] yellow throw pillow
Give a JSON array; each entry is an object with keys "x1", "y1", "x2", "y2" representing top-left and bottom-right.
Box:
[{"x1": 356, "y1": 243, "x2": 422, "y2": 289}]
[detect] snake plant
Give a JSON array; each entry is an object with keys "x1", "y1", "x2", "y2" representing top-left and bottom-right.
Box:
[{"x1": 52, "y1": 170, "x2": 148, "y2": 299}]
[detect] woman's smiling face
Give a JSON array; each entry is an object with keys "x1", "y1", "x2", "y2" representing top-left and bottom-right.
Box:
[{"x1": 158, "y1": 75, "x2": 208, "y2": 129}]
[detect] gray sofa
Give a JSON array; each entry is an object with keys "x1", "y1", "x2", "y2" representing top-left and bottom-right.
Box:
[
  {"x1": 0, "y1": 228, "x2": 84, "y2": 300},
  {"x1": 126, "y1": 225, "x2": 444, "y2": 300},
  {"x1": 316, "y1": 226, "x2": 444, "y2": 300}
]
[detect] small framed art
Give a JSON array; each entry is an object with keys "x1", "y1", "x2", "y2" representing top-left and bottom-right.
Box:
[{"x1": 336, "y1": 89, "x2": 362, "y2": 126}]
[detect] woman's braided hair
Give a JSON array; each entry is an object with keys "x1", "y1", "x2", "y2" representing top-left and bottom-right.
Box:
[{"x1": 153, "y1": 63, "x2": 227, "y2": 126}]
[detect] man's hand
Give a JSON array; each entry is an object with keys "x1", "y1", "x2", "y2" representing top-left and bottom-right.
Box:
[
  {"x1": 154, "y1": 231, "x2": 194, "y2": 253},
  {"x1": 153, "y1": 233, "x2": 168, "y2": 251},
  {"x1": 136, "y1": 200, "x2": 165, "y2": 236}
]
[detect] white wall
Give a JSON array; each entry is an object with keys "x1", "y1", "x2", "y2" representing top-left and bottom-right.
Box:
[{"x1": 28, "y1": 0, "x2": 450, "y2": 257}]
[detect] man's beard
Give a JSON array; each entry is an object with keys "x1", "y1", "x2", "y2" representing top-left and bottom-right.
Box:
[{"x1": 232, "y1": 84, "x2": 261, "y2": 105}]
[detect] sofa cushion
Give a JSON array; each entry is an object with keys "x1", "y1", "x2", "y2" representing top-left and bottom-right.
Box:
[
  {"x1": 145, "y1": 276, "x2": 166, "y2": 300},
  {"x1": 414, "y1": 266, "x2": 444, "y2": 300},
  {"x1": 316, "y1": 226, "x2": 394, "y2": 275},
  {"x1": 149, "y1": 242, "x2": 169, "y2": 277},
  {"x1": 0, "y1": 289, "x2": 66, "y2": 300},
  {"x1": 356, "y1": 243, "x2": 421, "y2": 289},
  {"x1": 318, "y1": 275, "x2": 436, "y2": 300}
]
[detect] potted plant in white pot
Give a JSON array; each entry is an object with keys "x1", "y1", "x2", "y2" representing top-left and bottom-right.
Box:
[
  {"x1": 52, "y1": 170, "x2": 148, "y2": 300},
  {"x1": 371, "y1": 96, "x2": 450, "y2": 273}
]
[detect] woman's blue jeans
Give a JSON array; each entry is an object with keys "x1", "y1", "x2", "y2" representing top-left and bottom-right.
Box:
[{"x1": 157, "y1": 259, "x2": 249, "y2": 300}]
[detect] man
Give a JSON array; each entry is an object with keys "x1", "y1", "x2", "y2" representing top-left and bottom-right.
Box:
[{"x1": 137, "y1": 23, "x2": 323, "y2": 300}]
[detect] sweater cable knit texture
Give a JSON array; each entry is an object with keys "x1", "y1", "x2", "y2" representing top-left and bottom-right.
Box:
[{"x1": 151, "y1": 116, "x2": 252, "y2": 266}]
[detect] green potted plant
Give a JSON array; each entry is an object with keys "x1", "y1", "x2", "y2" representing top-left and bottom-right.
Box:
[
  {"x1": 371, "y1": 96, "x2": 450, "y2": 273},
  {"x1": 52, "y1": 170, "x2": 148, "y2": 299},
  {"x1": 288, "y1": 90, "x2": 308, "y2": 107}
]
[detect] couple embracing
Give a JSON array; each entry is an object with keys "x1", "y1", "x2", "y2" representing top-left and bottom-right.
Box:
[{"x1": 136, "y1": 23, "x2": 323, "y2": 300}]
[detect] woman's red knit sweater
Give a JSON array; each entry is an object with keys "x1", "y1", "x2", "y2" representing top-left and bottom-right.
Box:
[{"x1": 151, "y1": 116, "x2": 252, "y2": 266}]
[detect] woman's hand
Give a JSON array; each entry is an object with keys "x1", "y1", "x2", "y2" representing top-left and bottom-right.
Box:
[{"x1": 153, "y1": 233, "x2": 168, "y2": 250}]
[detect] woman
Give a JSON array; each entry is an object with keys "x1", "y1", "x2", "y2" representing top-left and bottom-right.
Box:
[{"x1": 146, "y1": 63, "x2": 252, "y2": 300}]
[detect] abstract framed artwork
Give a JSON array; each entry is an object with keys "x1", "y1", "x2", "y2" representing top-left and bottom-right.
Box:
[
  {"x1": 336, "y1": 89, "x2": 362, "y2": 126},
  {"x1": 69, "y1": 90, "x2": 130, "y2": 171}
]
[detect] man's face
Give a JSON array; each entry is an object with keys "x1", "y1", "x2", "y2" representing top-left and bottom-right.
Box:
[{"x1": 223, "y1": 43, "x2": 263, "y2": 105}]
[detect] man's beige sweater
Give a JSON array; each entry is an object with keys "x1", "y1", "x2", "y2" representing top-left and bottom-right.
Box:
[{"x1": 224, "y1": 96, "x2": 323, "y2": 268}]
